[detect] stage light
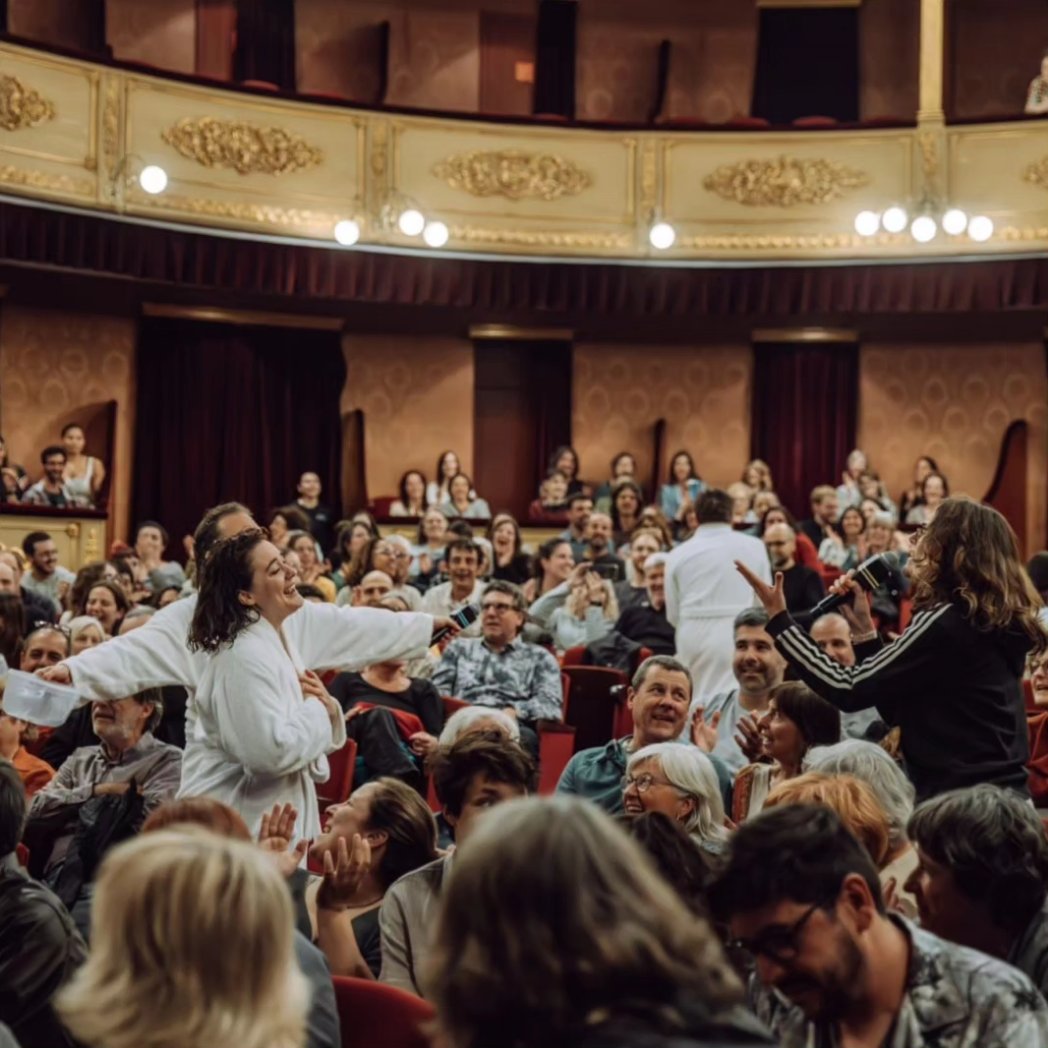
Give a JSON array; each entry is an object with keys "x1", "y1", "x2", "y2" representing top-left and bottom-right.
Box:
[
  {"x1": 397, "y1": 208, "x2": 425, "y2": 236},
  {"x1": 942, "y1": 209, "x2": 968, "y2": 235},
  {"x1": 967, "y1": 215, "x2": 994, "y2": 241},
  {"x1": 649, "y1": 221, "x2": 676, "y2": 249},
  {"x1": 854, "y1": 211, "x2": 880, "y2": 236},
  {"x1": 881, "y1": 206, "x2": 908, "y2": 233},
  {"x1": 333, "y1": 219, "x2": 360, "y2": 246},
  {"x1": 910, "y1": 215, "x2": 937, "y2": 242},
  {"x1": 138, "y1": 165, "x2": 168, "y2": 195},
  {"x1": 422, "y1": 220, "x2": 449, "y2": 248}
]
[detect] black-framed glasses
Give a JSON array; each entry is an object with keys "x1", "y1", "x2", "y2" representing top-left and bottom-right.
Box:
[{"x1": 726, "y1": 901, "x2": 824, "y2": 965}]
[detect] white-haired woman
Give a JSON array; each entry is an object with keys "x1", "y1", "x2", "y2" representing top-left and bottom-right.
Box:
[
  {"x1": 622, "y1": 742, "x2": 730, "y2": 857},
  {"x1": 439, "y1": 705, "x2": 520, "y2": 747},
  {"x1": 68, "y1": 615, "x2": 105, "y2": 654}
]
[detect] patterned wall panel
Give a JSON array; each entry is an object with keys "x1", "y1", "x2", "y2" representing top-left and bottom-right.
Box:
[{"x1": 106, "y1": 0, "x2": 196, "y2": 75}]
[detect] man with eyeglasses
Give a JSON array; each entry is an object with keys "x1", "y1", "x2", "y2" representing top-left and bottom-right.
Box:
[{"x1": 709, "y1": 804, "x2": 1048, "y2": 1048}]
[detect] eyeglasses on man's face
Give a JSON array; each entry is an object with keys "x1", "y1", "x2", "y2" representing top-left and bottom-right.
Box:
[{"x1": 726, "y1": 900, "x2": 825, "y2": 965}]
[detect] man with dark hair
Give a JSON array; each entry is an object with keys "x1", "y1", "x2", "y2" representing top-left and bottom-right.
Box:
[
  {"x1": 20, "y1": 531, "x2": 75, "y2": 616},
  {"x1": 557, "y1": 655, "x2": 731, "y2": 812},
  {"x1": 665, "y1": 489, "x2": 770, "y2": 702},
  {"x1": 421, "y1": 538, "x2": 484, "y2": 635},
  {"x1": 0, "y1": 557, "x2": 55, "y2": 627},
  {"x1": 22, "y1": 447, "x2": 88, "y2": 510},
  {"x1": 560, "y1": 492, "x2": 593, "y2": 562},
  {"x1": 799, "y1": 484, "x2": 840, "y2": 552},
  {"x1": 710, "y1": 804, "x2": 1048, "y2": 1048},
  {"x1": 906, "y1": 784, "x2": 1048, "y2": 996},
  {"x1": 583, "y1": 512, "x2": 624, "y2": 583},
  {"x1": 379, "y1": 732, "x2": 533, "y2": 996},
  {"x1": 0, "y1": 760, "x2": 86, "y2": 1048},
  {"x1": 19, "y1": 625, "x2": 70, "y2": 674}
]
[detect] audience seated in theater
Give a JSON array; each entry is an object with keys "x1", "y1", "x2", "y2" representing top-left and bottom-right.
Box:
[
  {"x1": 410, "y1": 508, "x2": 449, "y2": 590},
  {"x1": 108, "y1": 550, "x2": 149, "y2": 605},
  {"x1": 22, "y1": 446, "x2": 90, "y2": 509},
  {"x1": 759, "y1": 505, "x2": 820, "y2": 569},
  {"x1": 660, "y1": 450, "x2": 705, "y2": 525},
  {"x1": 687, "y1": 608, "x2": 785, "y2": 774},
  {"x1": 676, "y1": 499, "x2": 700, "y2": 543},
  {"x1": 420, "y1": 538, "x2": 484, "y2": 633},
  {"x1": 637, "y1": 503, "x2": 676, "y2": 549},
  {"x1": 0, "y1": 434, "x2": 27, "y2": 493},
  {"x1": 898, "y1": 455, "x2": 938, "y2": 522},
  {"x1": 581, "y1": 511, "x2": 625, "y2": 582},
  {"x1": 18, "y1": 624, "x2": 69, "y2": 681},
  {"x1": 57, "y1": 830, "x2": 313, "y2": 1048},
  {"x1": 328, "y1": 658, "x2": 444, "y2": 785},
  {"x1": 904, "y1": 471, "x2": 949, "y2": 526},
  {"x1": 764, "y1": 523, "x2": 824, "y2": 619},
  {"x1": 907, "y1": 783, "x2": 1048, "y2": 998},
  {"x1": 21, "y1": 532, "x2": 75, "y2": 616},
  {"x1": 379, "y1": 731, "x2": 533, "y2": 996},
  {"x1": 623, "y1": 742, "x2": 730, "y2": 858},
  {"x1": 558, "y1": 655, "x2": 730, "y2": 813},
  {"x1": 427, "y1": 450, "x2": 464, "y2": 509},
  {"x1": 432, "y1": 581, "x2": 562, "y2": 758},
  {"x1": 0, "y1": 591, "x2": 24, "y2": 666},
  {"x1": 340, "y1": 537, "x2": 420, "y2": 610},
  {"x1": 711, "y1": 804, "x2": 1048, "y2": 1048},
  {"x1": 809, "y1": 613, "x2": 885, "y2": 739},
  {"x1": 615, "y1": 526, "x2": 663, "y2": 610},
  {"x1": 64, "y1": 561, "x2": 117, "y2": 622},
  {"x1": 530, "y1": 564, "x2": 619, "y2": 654},
  {"x1": 1029, "y1": 650, "x2": 1048, "y2": 805},
  {"x1": 594, "y1": 451, "x2": 637, "y2": 512},
  {"x1": 818, "y1": 506, "x2": 867, "y2": 572},
  {"x1": 383, "y1": 535, "x2": 423, "y2": 609},
  {"x1": 390, "y1": 469, "x2": 428, "y2": 518},
  {"x1": 610, "y1": 478, "x2": 644, "y2": 546},
  {"x1": 67, "y1": 615, "x2": 105, "y2": 655},
  {"x1": 138, "y1": 799, "x2": 340, "y2": 1048},
  {"x1": 286, "y1": 529, "x2": 336, "y2": 602},
  {"x1": 751, "y1": 489, "x2": 780, "y2": 524},
  {"x1": 440, "y1": 471, "x2": 491, "y2": 521},
  {"x1": 798, "y1": 484, "x2": 840, "y2": 552},
  {"x1": 0, "y1": 691, "x2": 55, "y2": 796},
  {"x1": 858, "y1": 470, "x2": 897, "y2": 517},
  {"x1": 295, "y1": 470, "x2": 336, "y2": 554},
  {"x1": 522, "y1": 536, "x2": 575, "y2": 603},
  {"x1": 727, "y1": 481, "x2": 756, "y2": 526},
  {"x1": 301, "y1": 778, "x2": 439, "y2": 979},
  {"x1": 1026, "y1": 50, "x2": 1048, "y2": 114},
  {"x1": 836, "y1": 448, "x2": 869, "y2": 510},
  {"x1": 1, "y1": 465, "x2": 21, "y2": 503},
  {"x1": 347, "y1": 569, "x2": 393, "y2": 608},
  {"x1": 527, "y1": 470, "x2": 570, "y2": 521},
  {"x1": 559, "y1": 491, "x2": 593, "y2": 562},
  {"x1": 59, "y1": 424, "x2": 105, "y2": 509},
  {"x1": 0, "y1": 761, "x2": 86, "y2": 1048},
  {"x1": 546, "y1": 444, "x2": 588, "y2": 498},
  {"x1": 82, "y1": 580, "x2": 128, "y2": 636},
  {"x1": 730, "y1": 682, "x2": 841, "y2": 823},
  {"x1": 133, "y1": 521, "x2": 186, "y2": 593},
  {"x1": 427, "y1": 795, "x2": 768, "y2": 1048},
  {"x1": 486, "y1": 514, "x2": 529, "y2": 585},
  {"x1": 743, "y1": 458, "x2": 775, "y2": 493},
  {"x1": 339, "y1": 519, "x2": 379, "y2": 574},
  {"x1": 267, "y1": 503, "x2": 312, "y2": 550},
  {"x1": 615, "y1": 552, "x2": 676, "y2": 656}
]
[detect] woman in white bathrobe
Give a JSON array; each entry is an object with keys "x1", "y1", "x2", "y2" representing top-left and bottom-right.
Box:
[{"x1": 180, "y1": 528, "x2": 346, "y2": 843}]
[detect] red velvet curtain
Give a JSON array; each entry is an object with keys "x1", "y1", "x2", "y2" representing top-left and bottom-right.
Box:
[
  {"x1": 534, "y1": 0, "x2": 576, "y2": 118},
  {"x1": 749, "y1": 341, "x2": 858, "y2": 518},
  {"x1": 233, "y1": 0, "x2": 295, "y2": 89},
  {"x1": 131, "y1": 318, "x2": 345, "y2": 560}
]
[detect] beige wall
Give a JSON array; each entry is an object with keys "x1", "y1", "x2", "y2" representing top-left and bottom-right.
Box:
[
  {"x1": 572, "y1": 343, "x2": 753, "y2": 493},
  {"x1": 106, "y1": 0, "x2": 196, "y2": 74},
  {"x1": 859, "y1": 342, "x2": 1047, "y2": 551},
  {"x1": 341, "y1": 334, "x2": 475, "y2": 499},
  {"x1": 0, "y1": 306, "x2": 137, "y2": 541}
]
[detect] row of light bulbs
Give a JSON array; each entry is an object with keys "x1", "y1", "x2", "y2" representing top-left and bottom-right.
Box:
[
  {"x1": 853, "y1": 206, "x2": 994, "y2": 243},
  {"x1": 333, "y1": 209, "x2": 449, "y2": 249}
]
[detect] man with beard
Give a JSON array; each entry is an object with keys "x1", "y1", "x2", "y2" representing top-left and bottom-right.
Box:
[
  {"x1": 710, "y1": 804, "x2": 1048, "y2": 1048},
  {"x1": 763, "y1": 523, "x2": 823, "y2": 621}
]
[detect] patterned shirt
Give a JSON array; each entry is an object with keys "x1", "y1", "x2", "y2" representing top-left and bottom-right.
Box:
[
  {"x1": 753, "y1": 916, "x2": 1048, "y2": 1048},
  {"x1": 430, "y1": 636, "x2": 563, "y2": 722}
]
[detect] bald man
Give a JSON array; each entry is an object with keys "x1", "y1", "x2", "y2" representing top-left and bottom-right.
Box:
[
  {"x1": 810, "y1": 612, "x2": 886, "y2": 741},
  {"x1": 354, "y1": 570, "x2": 394, "y2": 608},
  {"x1": 763, "y1": 522, "x2": 824, "y2": 621}
]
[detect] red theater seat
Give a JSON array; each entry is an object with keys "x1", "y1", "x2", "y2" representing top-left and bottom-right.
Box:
[{"x1": 332, "y1": 977, "x2": 434, "y2": 1048}]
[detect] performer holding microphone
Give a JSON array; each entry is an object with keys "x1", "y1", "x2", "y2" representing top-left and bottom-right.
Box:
[{"x1": 736, "y1": 497, "x2": 1046, "y2": 801}]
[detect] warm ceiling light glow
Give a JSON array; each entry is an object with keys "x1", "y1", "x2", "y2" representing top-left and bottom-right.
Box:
[
  {"x1": 910, "y1": 215, "x2": 937, "y2": 243},
  {"x1": 853, "y1": 210, "x2": 880, "y2": 236},
  {"x1": 649, "y1": 221, "x2": 676, "y2": 250},
  {"x1": 967, "y1": 215, "x2": 994, "y2": 242},
  {"x1": 881, "y1": 206, "x2": 908, "y2": 233},
  {"x1": 422, "y1": 220, "x2": 449, "y2": 248},
  {"x1": 333, "y1": 219, "x2": 360, "y2": 246},
  {"x1": 942, "y1": 208, "x2": 968, "y2": 235},
  {"x1": 397, "y1": 208, "x2": 425, "y2": 236},
  {"x1": 138, "y1": 165, "x2": 168, "y2": 194}
]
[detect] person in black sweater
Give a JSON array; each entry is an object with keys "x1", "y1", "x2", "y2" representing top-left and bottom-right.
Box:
[
  {"x1": 614, "y1": 553, "x2": 675, "y2": 657},
  {"x1": 763, "y1": 523, "x2": 824, "y2": 620},
  {"x1": 737, "y1": 497, "x2": 1046, "y2": 801}
]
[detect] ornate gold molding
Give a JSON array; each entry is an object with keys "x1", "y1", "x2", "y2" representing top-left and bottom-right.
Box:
[
  {"x1": 136, "y1": 190, "x2": 338, "y2": 228},
  {"x1": 449, "y1": 224, "x2": 627, "y2": 249},
  {"x1": 1022, "y1": 156, "x2": 1048, "y2": 191},
  {"x1": 432, "y1": 150, "x2": 591, "y2": 201},
  {"x1": 101, "y1": 77, "x2": 120, "y2": 180},
  {"x1": 702, "y1": 156, "x2": 869, "y2": 207},
  {"x1": 160, "y1": 117, "x2": 323, "y2": 176},
  {"x1": 0, "y1": 163, "x2": 93, "y2": 196},
  {"x1": 0, "y1": 73, "x2": 56, "y2": 132}
]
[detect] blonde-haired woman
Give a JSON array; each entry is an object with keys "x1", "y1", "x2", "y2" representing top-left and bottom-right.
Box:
[
  {"x1": 57, "y1": 829, "x2": 309, "y2": 1048},
  {"x1": 535, "y1": 565, "x2": 619, "y2": 654}
]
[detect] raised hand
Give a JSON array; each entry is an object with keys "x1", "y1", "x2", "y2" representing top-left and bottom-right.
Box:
[
  {"x1": 316, "y1": 833, "x2": 371, "y2": 912},
  {"x1": 734, "y1": 713, "x2": 766, "y2": 764},
  {"x1": 257, "y1": 803, "x2": 308, "y2": 878},
  {"x1": 735, "y1": 560, "x2": 787, "y2": 618},
  {"x1": 690, "y1": 706, "x2": 721, "y2": 753}
]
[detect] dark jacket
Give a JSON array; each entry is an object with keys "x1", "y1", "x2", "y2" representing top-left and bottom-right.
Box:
[
  {"x1": 615, "y1": 601, "x2": 676, "y2": 656},
  {"x1": 0, "y1": 853, "x2": 86, "y2": 1048}
]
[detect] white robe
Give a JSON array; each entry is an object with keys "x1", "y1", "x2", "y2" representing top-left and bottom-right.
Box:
[{"x1": 177, "y1": 616, "x2": 345, "y2": 841}]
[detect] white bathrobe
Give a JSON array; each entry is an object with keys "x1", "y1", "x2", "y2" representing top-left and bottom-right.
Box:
[{"x1": 177, "y1": 616, "x2": 346, "y2": 841}]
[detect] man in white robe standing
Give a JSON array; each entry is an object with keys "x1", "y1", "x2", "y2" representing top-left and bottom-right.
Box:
[{"x1": 664, "y1": 489, "x2": 771, "y2": 703}]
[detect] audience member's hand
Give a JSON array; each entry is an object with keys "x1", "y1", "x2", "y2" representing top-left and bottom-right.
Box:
[
  {"x1": 317, "y1": 834, "x2": 371, "y2": 912},
  {"x1": 344, "y1": 706, "x2": 365, "y2": 723},
  {"x1": 734, "y1": 561, "x2": 787, "y2": 619},
  {"x1": 409, "y1": 731, "x2": 439, "y2": 756},
  {"x1": 93, "y1": 782, "x2": 131, "y2": 797},
  {"x1": 734, "y1": 713, "x2": 766, "y2": 764},
  {"x1": 183, "y1": 534, "x2": 195, "y2": 559},
  {"x1": 431, "y1": 617, "x2": 460, "y2": 645},
  {"x1": 829, "y1": 575, "x2": 876, "y2": 636},
  {"x1": 569, "y1": 563, "x2": 590, "y2": 588},
  {"x1": 257, "y1": 803, "x2": 308, "y2": 878},
  {"x1": 690, "y1": 706, "x2": 721, "y2": 753},
  {"x1": 37, "y1": 663, "x2": 72, "y2": 685},
  {"x1": 586, "y1": 574, "x2": 606, "y2": 605}
]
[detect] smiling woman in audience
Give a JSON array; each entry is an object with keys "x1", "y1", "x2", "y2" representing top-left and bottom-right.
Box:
[
  {"x1": 899, "y1": 454, "x2": 938, "y2": 521},
  {"x1": 60, "y1": 423, "x2": 106, "y2": 508},
  {"x1": 390, "y1": 470, "x2": 428, "y2": 518},
  {"x1": 905, "y1": 471, "x2": 949, "y2": 526},
  {"x1": 488, "y1": 513, "x2": 531, "y2": 584},
  {"x1": 84, "y1": 580, "x2": 129, "y2": 636},
  {"x1": 428, "y1": 450, "x2": 463, "y2": 509},
  {"x1": 286, "y1": 529, "x2": 336, "y2": 602},
  {"x1": 818, "y1": 506, "x2": 867, "y2": 571},
  {"x1": 546, "y1": 444, "x2": 587, "y2": 497},
  {"x1": 610, "y1": 479, "x2": 644, "y2": 547},
  {"x1": 440, "y1": 472, "x2": 491, "y2": 521},
  {"x1": 522, "y1": 537, "x2": 575, "y2": 603},
  {"x1": 267, "y1": 505, "x2": 311, "y2": 550},
  {"x1": 742, "y1": 459, "x2": 774, "y2": 493},
  {"x1": 616, "y1": 527, "x2": 664, "y2": 610},
  {"x1": 660, "y1": 451, "x2": 705, "y2": 524},
  {"x1": 133, "y1": 521, "x2": 184, "y2": 589}
]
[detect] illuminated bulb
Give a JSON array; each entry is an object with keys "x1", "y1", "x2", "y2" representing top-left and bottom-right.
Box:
[
  {"x1": 910, "y1": 215, "x2": 937, "y2": 243},
  {"x1": 649, "y1": 222, "x2": 676, "y2": 250},
  {"x1": 942, "y1": 208, "x2": 968, "y2": 235},
  {"x1": 881, "y1": 206, "x2": 908, "y2": 233},
  {"x1": 138, "y1": 165, "x2": 168, "y2": 195},
  {"x1": 422, "y1": 220, "x2": 449, "y2": 248},
  {"x1": 853, "y1": 210, "x2": 880, "y2": 236},
  {"x1": 397, "y1": 208, "x2": 425, "y2": 236},
  {"x1": 333, "y1": 219, "x2": 360, "y2": 246},
  {"x1": 967, "y1": 215, "x2": 994, "y2": 242}
]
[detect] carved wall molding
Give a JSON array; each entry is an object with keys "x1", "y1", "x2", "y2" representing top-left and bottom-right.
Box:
[
  {"x1": 0, "y1": 163, "x2": 93, "y2": 196},
  {"x1": 432, "y1": 149, "x2": 592, "y2": 200},
  {"x1": 160, "y1": 116, "x2": 323, "y2": 176},
  {"x1": 1022, "y1": 156, "x2": 1048, "y2": 191},
  {"x1": 102, "y1": 78, "x2": 120, "y2": 180},
  {"x1": 136, "y1": 190, "x2": 338, "y2": 228},
  {"x1": 0, "y1": 73, "x2": 56, "y2": 132},
  {"x1": 449, "y1": 224, "x2": 628, "y2": 249},
  {"x1": 702, "y1": 155, "x2": 869, "y2": 207}
]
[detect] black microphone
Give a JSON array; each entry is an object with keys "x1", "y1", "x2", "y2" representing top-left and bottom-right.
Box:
[
  {"x1": 808, "y1": 553, "x2": 900, "y2": 619},
  {"x1": 431, "y1": 603, "x2": 480, "y2": 644}
]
